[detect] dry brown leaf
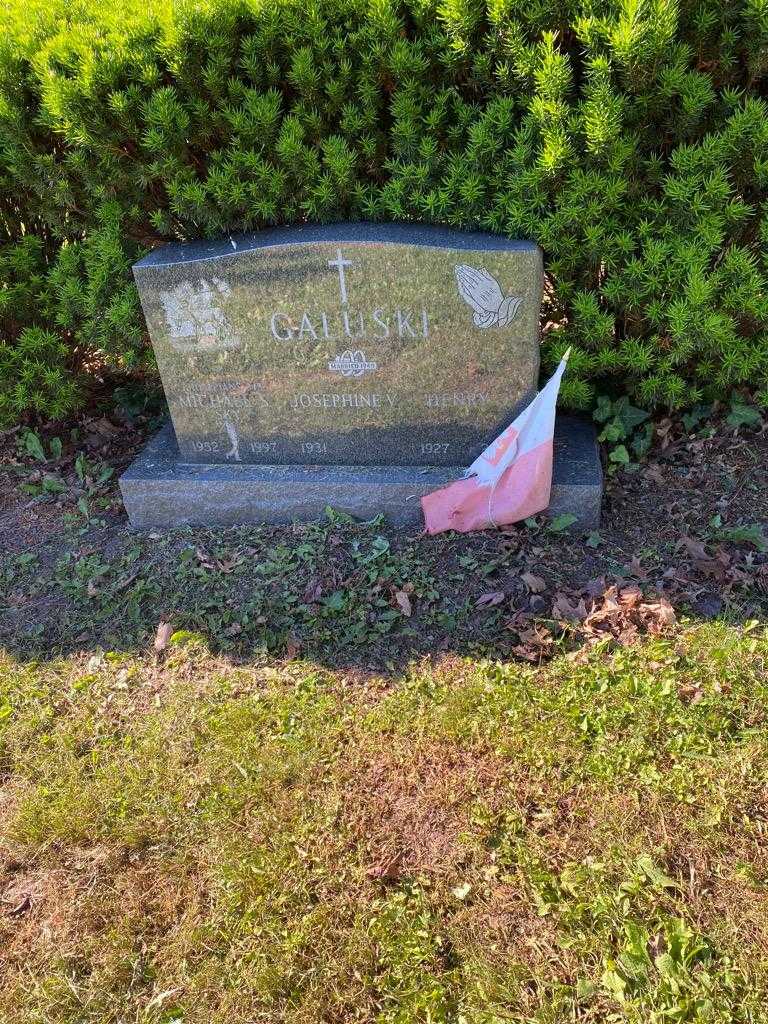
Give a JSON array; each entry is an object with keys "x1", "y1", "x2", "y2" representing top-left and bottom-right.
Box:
[
  {"x1": 679, "y1": 535, "x2": 710, "y2": 562},
  {"x1": 715, "y1": 547, "x2": 732, "y2": 567},
  {"x1": 476, "y1": 591, "x2": 506, "y2": 608},
  {"x1": 195, "y1": 547, "x2": 216, "y2": 569},
  {"x1": 642, "y1": 599, "x2": 676, "y2": 627},
  {"x1": 644, "y1": 464, "x2": 665, "y2": 485},
  {"x1": 511, "y1": 645, "x2": 541, "y2": 662},
  {"x1": 678, "y1": 683, "x2": 704, "y2": 705},
  {"x1": 583, "y1": 576, "x2": 607, "y2": 598},
  {"x1": 656, "y1": 418, "x2": 674, "y2": 448},
  {"x1": 154, "y1": 621, "x2": 173, "y2": 652},
  {"x1": 521, "y1": 572, "x2": 547, "y2": 594},
  {"x1": 91, "y1": 416, "x2": 119, "y2": 436},
  {"x1": 366, "y1": 853, "x2": 404, "y2": 881},
  {"x1": 394, "y1": 590, "x2": 412, "y2": 617},
  {"x1": 286, "y1": 638, "x2": 301, "y2": 659},
  {"x1": 628, "y1": 555, "x2": 648, "y2": 580},
  {"x1": 552, "y1": 592, "x2": 589, "y2": 622},
  {"x1": 7, "y1": 894, "x2": 31, "y2": 917},
  {"x1": 619, "y1": 585, "x2": 643, "y2": 608},
  {"x1": 506, "y1": 611, "x2": 554, "y2": 660}
]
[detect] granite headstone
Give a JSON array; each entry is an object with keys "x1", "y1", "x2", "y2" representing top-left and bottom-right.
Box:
[
  {"x1": 120, "y1": 224, "x2": 602, "y2": 528},
  {"x1": 132, "y1": 224, "x2": 542, "y2": 467}
]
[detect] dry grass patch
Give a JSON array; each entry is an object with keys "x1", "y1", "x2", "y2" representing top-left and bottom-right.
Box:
[
  {"x1": 342, "y1": 739, "x2": 510, "y2": 880},
  {"x1": 1, "y1": 625, "x2": 768, "y2": 1021}
]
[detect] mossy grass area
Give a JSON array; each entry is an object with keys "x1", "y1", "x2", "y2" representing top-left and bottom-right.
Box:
[
  {"x1": 2, "y1": 627, "x2": 768, "y2": 1022},
  {"x1": 2, "y1": 412, "x2": 768, "y2": 1021}
]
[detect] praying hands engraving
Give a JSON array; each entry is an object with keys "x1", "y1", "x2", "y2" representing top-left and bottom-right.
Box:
[{"x1": 455, "y1": 265, "x2": 523, "y2": 329}]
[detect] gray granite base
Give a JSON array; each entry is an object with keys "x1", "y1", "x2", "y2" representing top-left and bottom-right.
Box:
[{"x1": 119, "y1": 416, "x2": 602, "y2": 531}]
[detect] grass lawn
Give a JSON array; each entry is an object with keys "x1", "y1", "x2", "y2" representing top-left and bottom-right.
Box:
[
  {"x1": 2, "y1": 412, "x2": 768, "y2": 1021},
  {"x1": 1, "y1": 623, "x2": 768, "y2": 1022}
]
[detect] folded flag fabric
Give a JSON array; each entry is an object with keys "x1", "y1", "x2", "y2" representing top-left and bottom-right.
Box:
[{"x1": 421, "y1": 350, "x2": 570, "y2": 535}]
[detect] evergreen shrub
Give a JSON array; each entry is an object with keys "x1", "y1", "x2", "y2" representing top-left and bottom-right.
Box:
[{"x1": 2, "y1": 0, "x2": 768, "y2": 426}]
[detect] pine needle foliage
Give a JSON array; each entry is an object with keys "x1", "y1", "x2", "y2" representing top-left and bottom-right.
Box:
[{"x1": 2, "y1": 0, "x2": 768, "y2": 423}]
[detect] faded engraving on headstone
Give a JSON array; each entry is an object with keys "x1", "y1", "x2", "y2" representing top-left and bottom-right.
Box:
[
  {"x1": 159, "y1": 277, "x2": 241, "y2": 352},
  {"x1": 133, "y1": 224, "x2": 543, "y2": 467}
]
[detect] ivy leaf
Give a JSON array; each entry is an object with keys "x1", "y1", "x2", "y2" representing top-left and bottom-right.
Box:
[
  {"x1": 631, "y1": 423, "x2": 654, "y2": 458},
  {"x1": 609, "y1": 444, "x2": 630, "y2": 465},
  {"x1": 682, "y1": 403, "x2": 711, "y2": 432},
  {"x1": 614, "y1": 397, "x2": 650, "y2": 433},
  {"x1": 719, "y1": 524, "x2": 768, "y2": 551},
  {"x1": 42, "y1": 474, "x2": 66, "y2": 494},
  {"x1": 323, "y1": 590, "x2": 347, "y2": 611},
  {"x1": 599, "y1": 421, "x2": 625, "y2": 443},
  {"x1": 593, "y1": 395, "x2": 614, "y2": 423},
  {"x1": 357, "y1": 536, "x2": 390, "y2": 564},
  {"x1": 23, "y1": 431, "x2": 46, "y2": 461},
  {"x1": 548, "y1": 513, "x2": 578, "y2": 533},
  {"x1": 726, "y1": 400, "x2": 762, "y2": 429}
]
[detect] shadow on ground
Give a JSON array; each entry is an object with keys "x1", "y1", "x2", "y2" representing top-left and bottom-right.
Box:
[{"x1": 2, "y1": 417, "x2": 767, "y2": 670}]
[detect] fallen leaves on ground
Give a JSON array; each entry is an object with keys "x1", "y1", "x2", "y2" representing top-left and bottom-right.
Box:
[
  {"x1": 506, "y1": 611, "x2": 554, "y2": 661},
  {"x1": 195, "y1": 548, "x2": 242, "y2": 573},
  {"x1": 582, "y1": 585, "x2": 676, "y2": 643},
  {"x1": 506, "y1": 581, "x2": 677, "y2": 661}
]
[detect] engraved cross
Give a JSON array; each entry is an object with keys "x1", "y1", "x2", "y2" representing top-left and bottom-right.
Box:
[{"x1": 328, "y1": 248, "x2": 353, "y2": 305}]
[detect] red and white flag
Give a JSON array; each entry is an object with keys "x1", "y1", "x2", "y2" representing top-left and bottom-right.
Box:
[{"x1": 421, "y1": 350, "x2": 570, "y2": 534}]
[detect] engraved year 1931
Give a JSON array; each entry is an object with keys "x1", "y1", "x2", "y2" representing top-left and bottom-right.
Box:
[{"x1": 301, "y1": 442, "x2": 329, "y2": 456}]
